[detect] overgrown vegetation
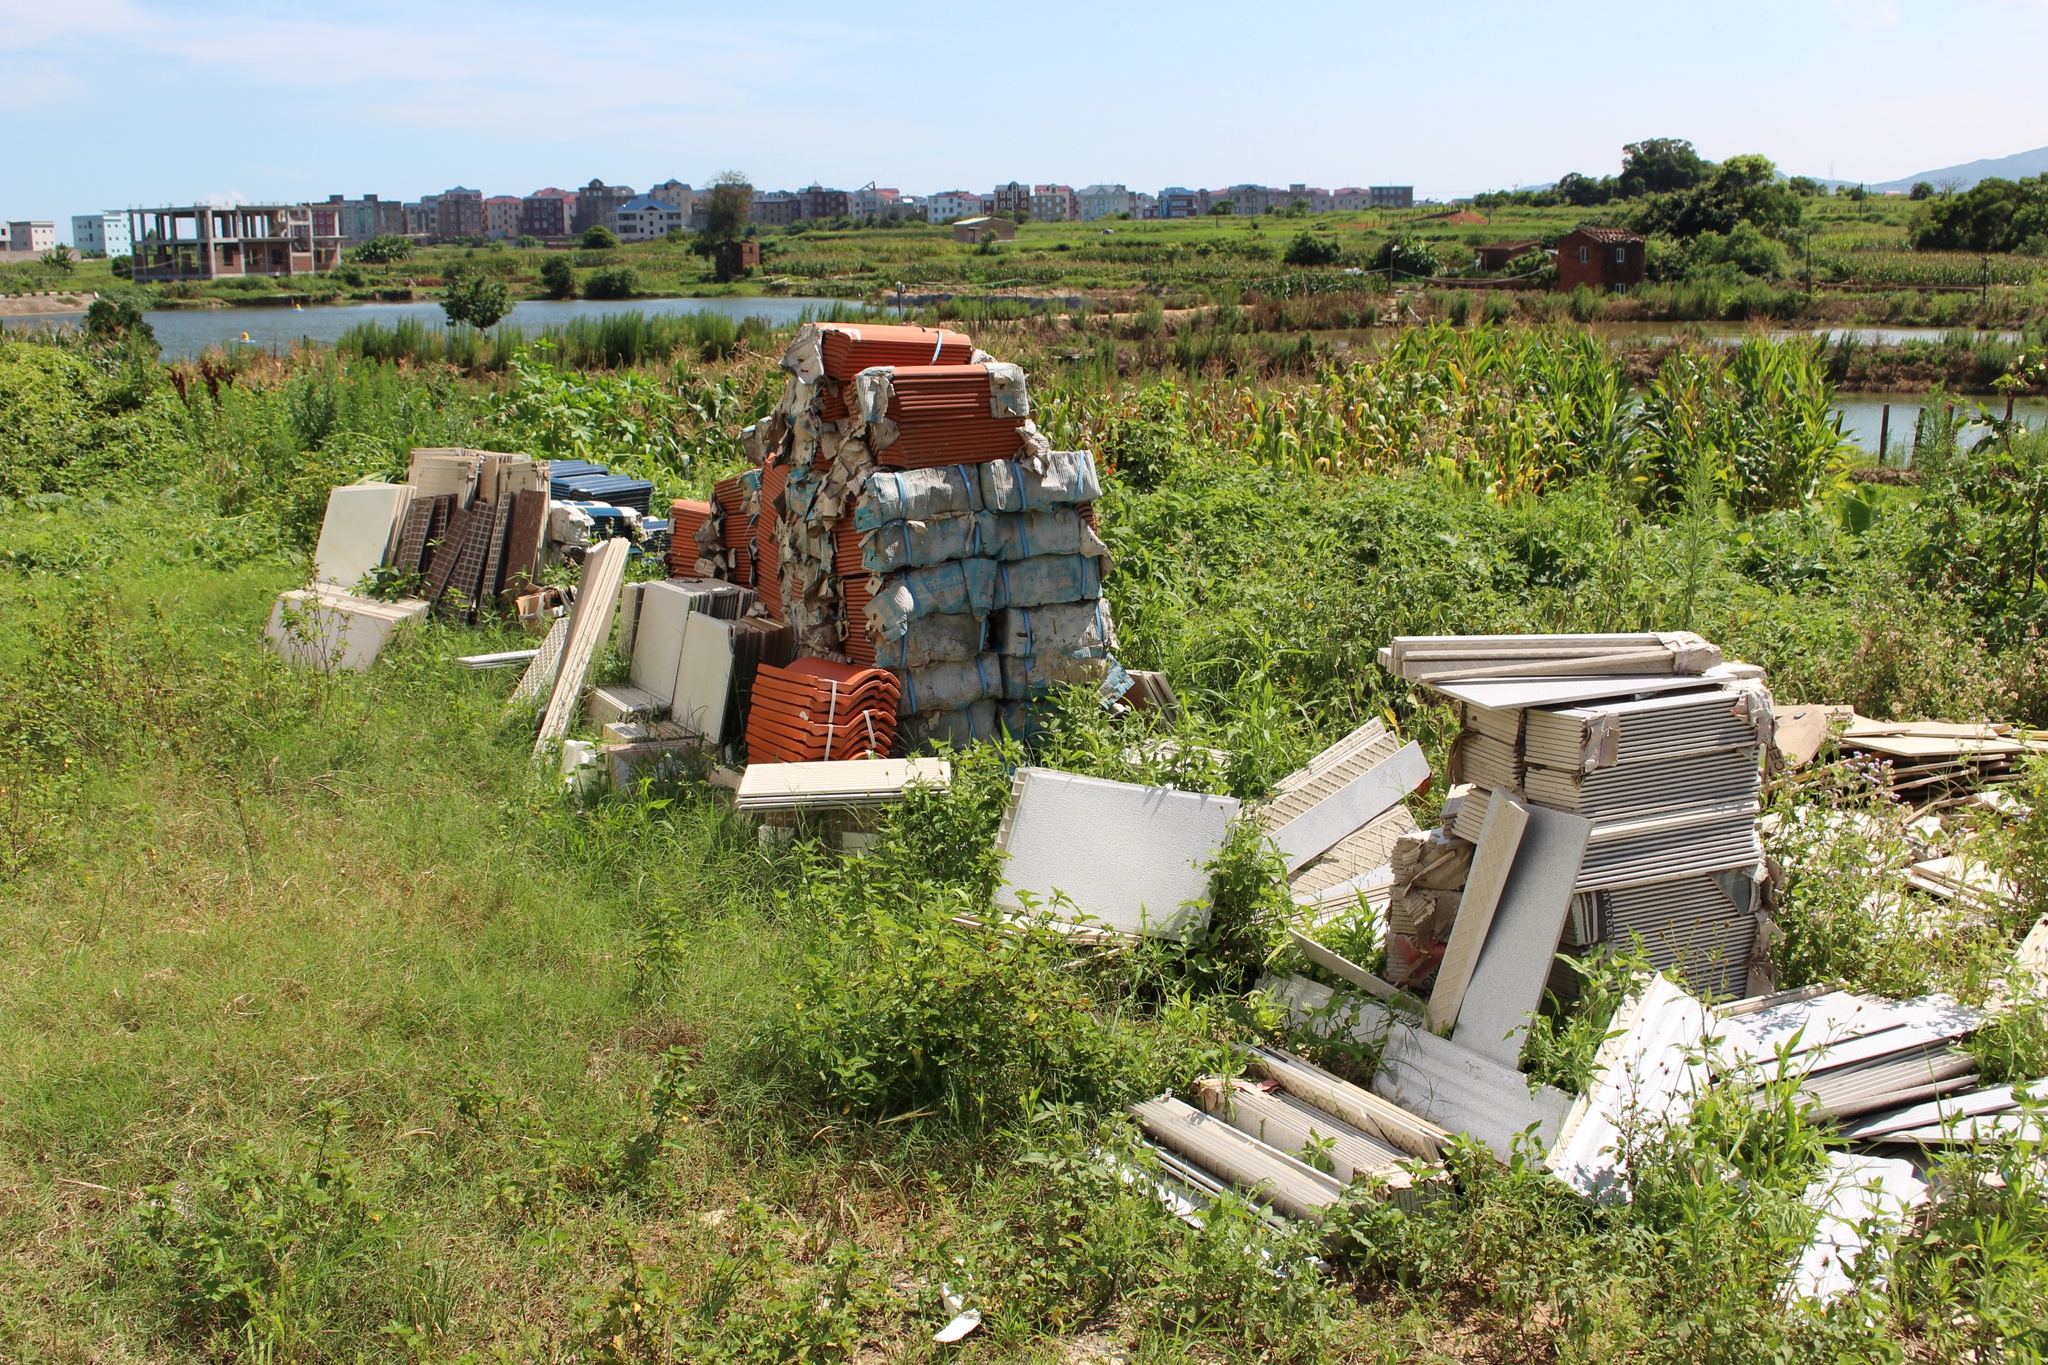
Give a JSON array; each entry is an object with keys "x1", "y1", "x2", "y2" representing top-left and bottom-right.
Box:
[{"x1": 5, "y1": 317, "x2": 2048, "y2": 1362}]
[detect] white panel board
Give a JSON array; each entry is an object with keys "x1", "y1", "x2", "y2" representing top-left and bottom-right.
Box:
[
  {"x1": 670, "y1": 612, "x2": 734, "y2": 742},
  {"x1": 630, "y1": 580, "x2": 702, "y2": 705},
  {"x1": 1269, "y1": 741, "x2": 1428, "y2": 875},
  {"x1": 1451, "y1": 805, "x2": 1592, "y2": 1066},
  {"x1": 995, "y1": 768, "x2": 1239, "y2": 939},
  {"x1": 313, "y1": 483, "x2": 411, "y2": 588}
]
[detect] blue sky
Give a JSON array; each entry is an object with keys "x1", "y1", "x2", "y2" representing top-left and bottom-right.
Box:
[{"x1": 4, "y1": 0, "x2": 2045, "y2": 237}]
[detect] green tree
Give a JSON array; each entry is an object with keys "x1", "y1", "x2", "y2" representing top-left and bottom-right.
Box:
[
  {"x1": 1618, "y1": 137, "x2": 1709, "y2": 197},
  {"x1": 697, "y1": 172, "x2": 754, "y2": 245},
  {"x1": 1631, "y1": 154, "x2": 1803, "y2": 240},
  {"x1": 1208, "y1": 199, "x2": 1235, "y2": 216},
  {"x1": 1282, "y1": 231, "x2": 1342, "y2": 267},
  {"x1": 41, "y1": 245, "x2": 76, "y2": 273},
  {"x1": 348, "y1": 235, "x2": 413, "y2": 264},
  {"x1": 1910, "y1": 181, "x2": 1936, "y2": 201},
  {"x1": 1375, "y1": 235, "x2": 1441, "y2": 278},
  {"x1": 1555, "y1": 172, "x2": 1617, "y2": 206},
  {"x1": 441, "y1": 271, "x2": 512, "y2": 328},
  {"x1": 1910, "y1": 174, "x2": 2048, "y2": 252},
  {"x1": 581, "y1": 224, "x2": 620, "y2": 249},
  {"x1": 539, "y1": 255, "x2": 576, "y2": 299},
  {"x1": 83, "y1": 295, "x2": 155, "y2": 345}
]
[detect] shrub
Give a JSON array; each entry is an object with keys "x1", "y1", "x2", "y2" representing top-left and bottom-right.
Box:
[
  {"x1": 347, "y1": 235, "x2": 413, "y2": 264},
  {"x1": 580, "y1": 224, "x2": 621, "y2": 249},
  {"x1": 440, "y1": 271, "x2": 513, "y2": 329},
  {"x1": 583, "y1": 267, "x2": 639, "y2": 301},
  {"x1": 539, "y1": 255, "x2": 576, "y2": 299},
  {"x1": 1282, "y1": 231, "x2": 1342, "y2": 267}
]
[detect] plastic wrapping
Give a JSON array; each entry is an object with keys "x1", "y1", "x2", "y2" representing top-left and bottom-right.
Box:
[
  {"x1": 988, "y1": 600, "x2": 1117, "y2": 658},
  {"x1": 871, "y1": 613, "x2": 987, "y2": 671},
  {"x1": 978, "y1": 449, "x2": 1101, "y2": 512},
  {"x1": 898, "y1": 653, "x2": 1003, "y2": 716}
]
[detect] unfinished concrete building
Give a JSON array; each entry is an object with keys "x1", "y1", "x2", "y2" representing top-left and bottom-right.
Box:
[{"x1": 127, "y1": 204, "x2": 343, "y2": 282}]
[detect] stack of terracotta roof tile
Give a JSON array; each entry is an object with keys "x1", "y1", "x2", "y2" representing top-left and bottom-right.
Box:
[
  {"x1": 817, "y1": 324, "x2": 974, "y2": 378},
  {"x1": 753, "y1": 460, "x2": 787, "y2": 619},
  {"x1": 668, "y1": 499, "x2": 713, "y2": 577},
  {"x1": 835, "y1": 521, "x2": 876, "y2": 666},
  {"x1": 871, "y1": 365, "x2": 1031, "y2": 469},
  {"x1": 706, "y1": 475, "x2": 754, "y2": 586},
  {"x1": 744, "y1": 658, "x2": 900, "y2": 762}
]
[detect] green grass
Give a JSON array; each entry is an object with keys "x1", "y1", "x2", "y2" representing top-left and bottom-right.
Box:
[{"x1": 8, "y1": 322, "x2": 2048, "y2": 1361}]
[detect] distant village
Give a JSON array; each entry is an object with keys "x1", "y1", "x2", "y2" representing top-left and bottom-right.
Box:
[{"x1": 11, "y1": 179, "x2": 1419, "y2": 273}]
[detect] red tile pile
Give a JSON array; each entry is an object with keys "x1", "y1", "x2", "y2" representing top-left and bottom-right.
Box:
[
  {"x1": 819, "y1": 324, "x2": 973, "y2": 378},
  {"x1": 712, "y1": 476, "x2": 753, "y2": 585},
  {"x1": 753, "y1": 460, "x2": 787, "y2": 619},
  {"x1": 667, "y1": 498, "x2": 712, "y2": 577},
  {"x1": 876, "y1": 366, "x2": 1029, "y2": 469},
  {"x1": 834, "y1": 521, "x2": 875, "y2": 666},
  {"x1": 743, "y1": 658, "x2": 900, "y2": 762}
]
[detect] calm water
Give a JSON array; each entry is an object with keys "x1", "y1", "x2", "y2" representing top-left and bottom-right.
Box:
[
  {"x1": 1593, "y1": 321, "x2": 2026, "y2": 348},
  {"x1": 1831, "y1": 394, "x2": 2047, "y2": 456},
  {"x1": 2, "y1": 295, "x2": 861, "y2": 361}
]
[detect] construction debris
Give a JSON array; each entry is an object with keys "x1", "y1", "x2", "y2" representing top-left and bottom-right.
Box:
[
  {"x1": 734, "y1": 758, "x2": 951, "y2": 812},
  {"x1": 993, "y1": 767, "x2": 1239, "y2": 939}
]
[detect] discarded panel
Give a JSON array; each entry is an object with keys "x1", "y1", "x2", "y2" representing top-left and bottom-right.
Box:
[
  {"x1": 993, "y1": 768, "x2": 1239, "y2": 939},
  {"x1": 1547, "y1": 975, "x2": 1713, "y2": 1201},
  {"x1": 1268, "y1": 742, "x2": 1429, "y2": 875},
  {"x1": 1451, "y1": 805, "x2": 1593, "y2": 1066}
]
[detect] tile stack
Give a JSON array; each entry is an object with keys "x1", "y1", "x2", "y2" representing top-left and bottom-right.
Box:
[
  {"x1": 743, "y1": 658, "x2": 900, "y2": 763},
  {"x1": 667, "y1": 498, "x2": 713, "y2": 577},
  {"x1": 1385, "y1": 634, "x2": 1773, "y2": 999},
  {"x1": 694, "y1": 321, "x2": 1115, "y2": 754}
]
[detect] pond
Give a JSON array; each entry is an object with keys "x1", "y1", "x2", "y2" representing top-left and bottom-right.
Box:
[
  {"x1": 1, "y1": 295, "x2": 863, "y2": 361},
  {"x1": 1832, "y1": 393, "x2": 2047, "y2": 455}
]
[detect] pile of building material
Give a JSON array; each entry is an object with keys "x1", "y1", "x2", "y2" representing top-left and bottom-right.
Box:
[
  {"x1": 1836, "y1": 717, "x2": 2039, "y2": 804},
  {"x1": 1126, "y1": 1044, "x2": 1447, "y2": 1226},
  {"x1": 1385, "y1": 634, "x2": 1774, "y2": 1001},
  {"x1": 675, "y1": 322, "x2": 1115, "y2": 755},
  {"x1": 548, "y1": 457, "x2": 654, "y2": 514},
  {"x1": 744, "y1": 659, "x2": 901, "y2": 763}
]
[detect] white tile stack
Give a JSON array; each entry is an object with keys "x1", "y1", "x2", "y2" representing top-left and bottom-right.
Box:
[{"x1": 1389, "y1": 634, "x2": 1774, "y2": 999}]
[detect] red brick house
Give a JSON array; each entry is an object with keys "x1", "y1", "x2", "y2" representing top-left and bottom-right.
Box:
[{"x1": 1556, "y1": 225, "x2": 1645, "y2": 292}]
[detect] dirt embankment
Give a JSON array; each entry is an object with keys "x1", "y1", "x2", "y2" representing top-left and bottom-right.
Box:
[{"x1": 0, "y1": 292, "x2": 94, "y2": 318}]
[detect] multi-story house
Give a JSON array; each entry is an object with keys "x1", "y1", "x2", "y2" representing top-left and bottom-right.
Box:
[
  {"x1": 1134, "y1": 191, "x2": 1159, "y2": 219},
  {"x1": 404, "y1": 197, "x2": 438, "y2": 236},
  {"x1": 798, "y1": 185, "x2": 850, "y2": 220},
  {"x1": 1327, "y1": 187, "x2": 1374, "y2": 211},
  {"x1": 321, "y1": 195, "x2": 407, "y2": 241},
  {"x1": 613, "y1": 196, "x2": 684, "y2": 241},
  {"x1": 1076, "y1": 184, "x2": 1134, "y2": 221},
  {"x1": 1157, "y1": 187, "x2": 1205, "y2": 219},
  {"x1": 8, "y1": 221, "x2": 56, "y2": 253},
  {"x1": 519, "y1": 188, "x2": 578, "y2": 238},
  {"x1": 571, "y1": 180, "x2": 636, "y2": 236},
  {"x1": 433, "y1": 186, "x2": 486, "y2": 238},
  {"x1": 1030, "y1": 185, "x2": 1078, "y2": 222},
  {"x1": 484, "y1": 196, "x2": 522, "y2": 240},
  {"x1": 1284, "y1": 184, "x2": 1332, "y2": 213},
  {"x1": 1370, "y1": 186, "x2": 1415, "y2": 209},
  {"x1": 648, "y1": 180, "x2": 695, "y2": 221},
  {"x1": 750, "y1": 191, "x2": 801, "y2": 227},
  {"x1": 990, "y1": 181, "x2": 1031, "y2": 217},
  {"x1": 127, "y1": 204, "x2": 341, "y2": 280},
  {"x1": 851, "y1": 184, "x2": 901, "y2": 219},
  {"x1": 70, "y1": 211, "x2": 132, "y2": 256},
  {"x1": 924, "y1": 190, "x2": 979, "y2": 223}
]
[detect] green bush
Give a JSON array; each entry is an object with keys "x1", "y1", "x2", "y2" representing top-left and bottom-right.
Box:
[
  {"x1": 539, "y1": 255, "x2": 575, "y2": 299},
  {"x1": 582, "y1": 266, "x2": 639, "y2": 300}
]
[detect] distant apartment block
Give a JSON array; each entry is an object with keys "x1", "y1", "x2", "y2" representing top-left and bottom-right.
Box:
[
  {"x1": 750, "y1": 191, "x2": 801, "y2": 227},
  {"x1": 1370, "y1": 186, "x2": 1414, "y2": 209},
  {"x1": 323, "y1": 195, "x2": 407, "y2": 242},
  {"x1": 614, "y1": 195, "x2": 683, "y2": 241},
  {"x1": 70, "y1": 211, "x2": 131, "y2": 256},
  {"x1": 431, "y1": 186, "x2": 485, "y2": 238},
  {"x1": 798, "y1": 185, "x2": 850, "y2": 220},
  {"x1": 484, "y1": 196, "x2": 522, "y2": 240},
  {"x1": 128, "y1": 204, "x2": 341, "y2": 281},
  {"x1": 1327, "y1": 187, "x2": 1373, "y2": 211},
  {"x1": 1134, "y1": 191, "x2": 1159, "y2": 219},
  {"x1": 925, "y1": 190, "x2": 978, "y2": 222},
  {"x1": 571, "y1": 180, "x2": 635, "y2": 235},
  {"x1": 1077, "y1": 184, "x2": 1134, "y2": 221},
  {"x1": 519, "y1": 188, "x2": 577, "y2": 238},
  {"x1": 403, "y1": 197, "x2": 436, "y2": 236},
  {"x1": 8, "y1": 221, "x2": 56, "y2": 253},
  {"x1": 1030, "y1": 184, "x2": 1078, "y2": 222},
  {"x1": 851, "y1": 184, "x2": 902, "y2": 219},
  {"x1": 648, "y1": 180, "x2": 695, "y2": 220},
  {"x1": 1157, "y1": 187, "x2": 1205, "y2": 219},
  {"x1": 991, "y1": 181, "x2": 1031, "y2": 217}
]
